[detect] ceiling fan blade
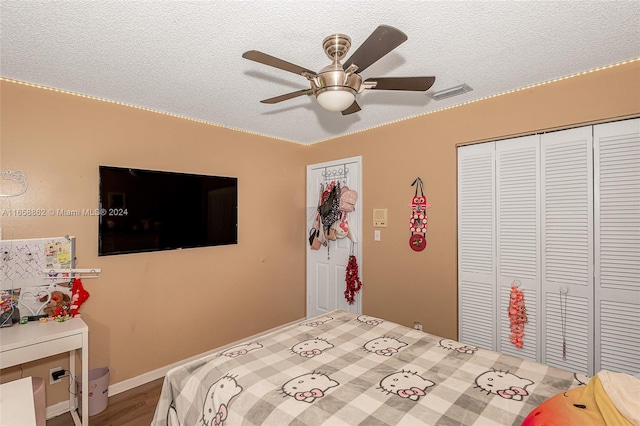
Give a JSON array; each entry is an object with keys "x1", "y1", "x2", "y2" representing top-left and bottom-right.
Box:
[
  {"x1": 260, "y1": 89, "x2": 312, "y2": 104},
  {"x1": 343, "y1": 25, "x2": 407, "y2": 74},
  {"x1": 242, "y1": 50, "x2": 317, "y2": 78},
  {"x1": 341, "y1": 101, "x2": 361, "y2": 115},
  {"x1": 364, "y1": 76, "x2": 436, "y2": 91}
]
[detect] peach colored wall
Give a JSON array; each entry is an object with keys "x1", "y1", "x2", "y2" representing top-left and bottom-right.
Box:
[
  {"x1": 0, "y1": 81, "x2": 307, "y2": 405},
  {"x1": 304, "y1": 61, "x2": 640, "y2": 340},
  {"x1": 1, "y1": 60, "x2": 638, "y2": 408}
]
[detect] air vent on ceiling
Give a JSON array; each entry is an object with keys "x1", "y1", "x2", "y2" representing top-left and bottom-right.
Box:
[{"x1": 429, "y1": 83, "x2": 473, "y2": 101}]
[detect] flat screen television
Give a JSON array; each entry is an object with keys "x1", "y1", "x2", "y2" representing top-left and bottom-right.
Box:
[{"x1": 98, "y1": 166, "x2": 237, "y2": 256}]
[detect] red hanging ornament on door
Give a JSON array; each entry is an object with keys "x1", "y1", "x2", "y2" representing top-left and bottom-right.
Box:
[
  {"x1": 344, "y1": 253, "x2": 362, "y2": 304},
  {"x1": 409, "y1": 177, "x2": 431, "y2": 251},
  {"x1": 508, "y1": 281, "x2": 527, "y2": 349}
]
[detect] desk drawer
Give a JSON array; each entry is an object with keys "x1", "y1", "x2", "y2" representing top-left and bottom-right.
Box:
[{"x1": 1, "y1": 333, "x2": 83, "y2": 368}]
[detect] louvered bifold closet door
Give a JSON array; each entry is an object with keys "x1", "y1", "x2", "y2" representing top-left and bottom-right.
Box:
[
  {"x1": 541, "y1": 126, "x2": 594, "y2": 376},
  {"x1": 495, "y1": 136, "x2": 540, "y2": 361},
  {"x1": 458, "y1": 142, "x2": 496, "y2": 350},
  {"x1": 594, "y1": 118, "x2": 640, "y2": 377}
]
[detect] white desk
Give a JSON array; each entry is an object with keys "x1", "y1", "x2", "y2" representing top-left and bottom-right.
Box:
[
  {"x1": 0, "y1": 318, "x2": 89, "y2": 426},
  {"x1": 0, "y1": 376, "x2": 37, "y2": 426}
]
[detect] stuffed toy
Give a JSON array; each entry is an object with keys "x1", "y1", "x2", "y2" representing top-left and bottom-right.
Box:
[
  {"x1": 70, "y1": 278, "x2": 89, "y2": 317},
  {"x1": 522, "y1": 371, "x2": 639, "y2": 426},
  {"x1": 40, "y1": 290, "x2": 71, "y2": 318}
]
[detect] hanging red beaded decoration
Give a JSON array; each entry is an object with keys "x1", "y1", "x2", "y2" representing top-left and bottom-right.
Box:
[
  {"x1": 344, "y1": 250, "x2": 362, "y2": 304},
  {"x1": 509, "y1": 281, "x2": 527, "y2": 349}
]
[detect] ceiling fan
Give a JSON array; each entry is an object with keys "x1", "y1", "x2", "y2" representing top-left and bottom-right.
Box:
[{"x1": 242, "y1": 25, "x2": 435, "y2": 115}]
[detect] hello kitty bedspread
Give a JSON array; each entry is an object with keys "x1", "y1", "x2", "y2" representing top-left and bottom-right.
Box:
[{"x1": 152, "y1": 310, "x2": 582, "y2": 426}]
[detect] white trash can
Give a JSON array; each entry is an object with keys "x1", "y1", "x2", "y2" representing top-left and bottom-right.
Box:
[{"x1": 76, "y1": 367, "x2": 109, "y2": 416}]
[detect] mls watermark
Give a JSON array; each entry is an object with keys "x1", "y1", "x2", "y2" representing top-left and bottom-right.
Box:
[{"x1": 1, "y1": 208, "x2": 128, "y2": 217}]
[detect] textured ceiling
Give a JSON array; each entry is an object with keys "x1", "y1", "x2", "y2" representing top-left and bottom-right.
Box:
[{"x1": 1, "y1": 1, "x2": 639, "y2": 144}]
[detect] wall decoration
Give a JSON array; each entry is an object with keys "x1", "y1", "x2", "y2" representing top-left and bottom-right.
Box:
[
  {"x1": 0, "y1": 169, "x2": 28, "y2": 197},
  {"x1": 1, "y1": 236, "x2": 74, "y2": 289},
  {"x1": 1, "y1": 236, "x2": 99, "y2": 320},
  {"x1": 509, "y1": 281, "x2": 528, "y2": 349},
  {"x1": 344, "y1": 251, "x2": 362, "y2": 304},
  {"x1": 408, "y1": 177, "x2": 431, "y2": 251}
]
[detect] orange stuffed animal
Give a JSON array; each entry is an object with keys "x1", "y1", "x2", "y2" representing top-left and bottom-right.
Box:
[{"x1": 522, "y1": 371, "x2": 639, "y2": 426}]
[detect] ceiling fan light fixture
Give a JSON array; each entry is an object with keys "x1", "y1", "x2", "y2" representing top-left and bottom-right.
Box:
[
  {"x1": 316, "y1": 88, "x2": 356, "y2": 112},
  {"x1": 243, "y1": 25, "x2": 432, "y2": 114}
]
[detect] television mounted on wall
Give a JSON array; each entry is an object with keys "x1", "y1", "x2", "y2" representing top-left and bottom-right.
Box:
[{"x1": 98, "y1": 166, "x2": 237, "y2": 256}]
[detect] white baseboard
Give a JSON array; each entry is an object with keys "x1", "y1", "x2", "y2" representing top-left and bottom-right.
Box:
[
  {"x1": 46, "y1": 316, "x2": 304, "y2": 419},
  {"x1": 46, "y1": 401, "x2": 72, "y2": 419}
]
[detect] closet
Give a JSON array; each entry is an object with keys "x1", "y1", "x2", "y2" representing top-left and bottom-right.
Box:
[{"x1": 457, "y1": 118, "x2": 640, "y2": 377}]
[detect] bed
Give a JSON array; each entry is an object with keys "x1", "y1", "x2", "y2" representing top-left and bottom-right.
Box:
[{"x1": 152, "y1": 310, "x2": 584, "y2": 425}]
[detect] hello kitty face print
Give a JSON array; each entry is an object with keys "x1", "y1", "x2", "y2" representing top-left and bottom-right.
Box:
[
  {"x1": 220, "y1": 342, "x2": 263, "y2": 358},
  {"x1": 363, "y1": 336, "x2": 408, "y2": 356},
  {"x1": 200, "y1": 375, "x2": 243, "y2": 426},
  {"x1": 299, "y1": 316, "x2": 333, "y2": 328},
  {"x1": 356, "y1": 315, "x2": 384, "y2": 326},
  {"x1": 281, "y1": 372, "x2": 339, "y2": 403},
  {"x1": 438, "y1": 339, "x2": 478, "y2": 355},
  {"x1": 475, "y1": 369, "x2": 534, "y2": 401},
  {"x1": 379, "y1": 370, "x2": 435, "y2": 401},
  {"x1": 291, "y1": 338, "x2": 334, "y2": 358}
]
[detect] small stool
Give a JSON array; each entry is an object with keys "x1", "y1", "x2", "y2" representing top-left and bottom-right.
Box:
[{"x1": 31, "y1": 377, "x2": 46, "y2": 426}]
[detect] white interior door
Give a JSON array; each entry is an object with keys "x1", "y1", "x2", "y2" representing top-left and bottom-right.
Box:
[
  {"x1": 593, "y1": 118, "x2": 640, "y2": 377},
  {"x1": 495, "y1": 135, "x2": 541, "y2": 361},
  {"x1": 457, "y1": 142, "x2": 496, "y2": 349},
  {"x1": 306, "y1": 156, "x2": 362, "y2": 318},
  {"x1": 540, "y1": 126, "x2": 594, "y2": 375}
]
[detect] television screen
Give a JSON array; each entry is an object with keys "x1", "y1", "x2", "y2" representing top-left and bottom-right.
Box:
[{"x1": 98, "y1": 166, "x2": 237, "y2": 256}]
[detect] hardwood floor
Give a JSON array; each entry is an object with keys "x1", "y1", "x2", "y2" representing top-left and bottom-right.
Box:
[{"x1": 46, "y1": 378, "x2": 163, "y2": 426}]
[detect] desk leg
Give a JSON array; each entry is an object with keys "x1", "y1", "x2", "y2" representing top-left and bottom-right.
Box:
[
  {"x1": 69, "y1": 350, "x2": 80, "y2": 426},
  {"x1": 81, "y1": 331, "x2": 88, "y2": 425},
  {"x1": 68, "y1": 332, "x2": 89, "y2": 426}
]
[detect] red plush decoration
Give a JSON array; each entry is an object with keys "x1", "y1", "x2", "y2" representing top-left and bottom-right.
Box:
[
  {"x1": 509, "y1": 283, "x2": 527, "y2": 348},
  {"x1": 70, "y1": 278, "x2": 90, "y2": 317},
  {"x1": 344, "y1": 255, "x2": 362, "y2": 304}
]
